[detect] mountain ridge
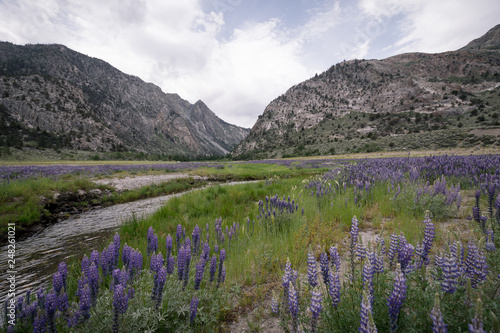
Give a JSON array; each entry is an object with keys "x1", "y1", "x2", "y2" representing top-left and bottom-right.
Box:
[
  {"x1": 0, "y1": 42, "x2": 249, "y2": 158},
  {"x1": 232, "y1": 24, "x2": 500, "y2": 159}
]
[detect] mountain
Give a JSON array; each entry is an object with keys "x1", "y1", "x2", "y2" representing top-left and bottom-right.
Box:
[
  {"x1": 232, "y1": 25, "x2": 500, "y2": 159},
  {"x1": 0, "y1": 42, "x2": 249, "y2": 158}
]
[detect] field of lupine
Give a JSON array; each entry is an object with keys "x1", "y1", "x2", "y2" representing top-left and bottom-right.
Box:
[{"x1": 2, "y1": 154, "x2": 500, "y2": 332}]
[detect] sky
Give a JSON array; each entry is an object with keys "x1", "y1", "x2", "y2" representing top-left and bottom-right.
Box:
[{"x1": 0, "y1": 0, "x2": 499, "y2": 128}]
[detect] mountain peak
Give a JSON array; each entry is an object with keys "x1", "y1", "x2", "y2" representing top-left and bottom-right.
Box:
[{"x1": 461, "y1": 24, "x2": 500, "y2": 50}]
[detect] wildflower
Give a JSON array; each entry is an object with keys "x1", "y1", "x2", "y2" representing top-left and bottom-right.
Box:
[
  {"x1": 53, "y1": 272, "x2": 63, "y2": 294},
  {"x1": 190, "y1": 295, "x2": 199, "y2": 325},
  {"x1": 359, "y1": 290, "x2": 377, "y2": 333},
  {"x1": 362, "y1": 259, "x2": 374, "y2": 305},
  {"x1": 192, "y1": 225, "x2": 200, "y2": 255},
  {"x1": 155, "y1": 267, "x2": 167, "y2": 309},
  {"x1": 79, "y1": 284, "x2": 91, "y2": 322},
  {"x1": 177, "y1": 246, "x2": 186, "y2": 280},
  {"x1": 437, "y1": 253, "x2": 460, "y2": 293},
  {"x1": 320, "y1": 252, "x2": 329, "y2": 285},
  {"x1": 209, "y1": 254, "x2": 217, "y2": 282},
  {"x1": 328, "y1": 267, "x2": 341, "y2": 308},
  {"x1": 485, "y1": 229, "x2": 496, "y2": 251},
  {"x1": 33, "y1": 310, "x2": 46, "y2": 333},
  {"x1": 167, "y1": 255, "x2": 175, "y2": 275},
  {"x1": 166, "y1": 235, "x2": 173, "y2": 260},
  {"x1": 465, "y1": 241, "x2": 488, "y2": 288},
  {"x1": 307, "y1": 251, "x2": 319, "y2": 288},
  {"x1": 182, "y1": 245, "x2": 192, "y2": 291},
  {"x1": 387, "y1": 233, "x2": 399, "y2": 265},
  {"x1": 194, "y1": 260, "x2": 205, "y2": 290},
  {"x1": 430, "y1": 293, "x2": 447, "y2": 333},
  {"x1": 45, "y1": 289, "x2": 58, "y2": 333},
  {"x1": 112, "y1": 284, "x2": 128, "y2": 333},
  {"x1": 88, "y1": 262, "x2": 100, "y2": 305},
  {"x1": 310, "y1": 289, "x2": 322, "y2": 333},
  {"x1": 217, "y1": 249, "x2": 226, "y2": 288},
  {"x1": 387, "y1": 264, "x2": 407, "y2": 332},
  {"x1": 329, "y1": 245, "x2": 341, "y2": 270},
  {"x1": 58, "y1": 262, "x2": 68, "y2": 290},
  {"x1": 289, "y1": 283, "x2": 299, "y2": 333}
]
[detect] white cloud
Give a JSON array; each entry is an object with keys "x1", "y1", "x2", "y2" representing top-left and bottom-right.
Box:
[{"x1": 358, "y1": 0, "x2": 500, "y2": 54}]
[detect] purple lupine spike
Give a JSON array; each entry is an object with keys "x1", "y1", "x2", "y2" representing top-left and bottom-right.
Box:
[
  {"x1": 190, "y1": 295, "x2": 199, "y2": 325},
  {"x1": 329, "y1": 246, "x2": 341, "y2": 270},
  {"x1": 88, "y1": 262, "x2": 100, "y2": 305},
  {"x1": 53, "y1": 272, "x2": 63, "y2": 294},
  {"x1": 112, "y1": 284, "x2": 128, "y2": 333},
  {"x1": 176, "y1": 224, "x2": 182, "y2": 249},
  {"x1": 147, "y1": 226, "x2": 155, "y2": 256},
  {"x1": 81, "y1": 255, "x2": 90, "y2": 279},
  {"x1": 36, "y1": 288, "x2": 46, "y2": 309},
  {"x1": 58, "y1": 262, "x2": 68, "y2": 290},
  {"x1": 202, "y1": 242, "x2": 210, "y2": 262},
  {"x1": 437, "y1": 254, "x2": 460, "y2": 293},
  {"x1": 356, "y1": 240, "x2": 367, "y2": 262},
  {"x1": 359, "y1": 290, "x2": 377, "y2": 333},
  {"x1": 33, "y1": 309, "x2": 46, "y2": 333},
  {"x1": 310, "y1": 289, "x2": 322, "y2": 333},
  {"x1": 388, "y1": 233, "x2": 399, "y2": 265},
  {"x1": 90, "y1": 250, "x2": 100, "y2": 268},
  {"x1": 177, "y1": 246, "x2": 186, "y2": 280},
  {"x1": 420, "y1": 216, "x2": 435, "y2": 266},
  {"x1": 194, "y1": 260, "x2": 205, "y2": 290},
  {"x1": 58, "y1": 291, "x2": 68, "y2": 312},
  {"x1": 362, "y1": 259, "x2": 374, "y2": 305},
  {"x1": 271, "y1": 293, "x2": 279, "y2": 315},
  {"x1": 155, "y1": 267, "x2": 167, "y2": 309},
  {"x1": 79, "y1": 284, "x2": 92, "y2": 321},
  {"x1": 350, "y1": 216, "x2": 359, "y2": 280},
  {"x1": 167, "y1": 255, "x2": 175, "y2": 275},
  {"x1": 320, "y1": 252, "x2": 330, "y2": 285},
  {"x1": 182, "y1": 245, "x2": 192, "y2": 291},
  {"x1": 192, "y1": 225, "x2": 200, "y2": 255},
  {"x1": 221, "y1": 263, "x2": 226, "y2": 284},
  {"x1": 387, "y1": 264, "x2": 407, "y2": 333},
  {"x1": 328, "y1": 267, "x2": 341, "y2": 308},
  {"x1": 430, "y1": 293, "x2": 447, "y2": 333},
  {"x1": 122, "y1": 244, "x2": 131, "y2": 268},
  {"x1": 128, "y1": 286, "x2": 135, "y2": 300},
  {"x1": 465, "y1": 241, "x2": 489, "y2": 288},
  {"x1": 209, "y1": 254, "x2": 217, "y2": 282},
  {"x1": 288, "y1": 283, "x2": 299, "y2": 333},
  {"x1": 166, "y1": 235, "x2": 173, "y2": 259},
  {"x1": 307, "y1": 251, "x2": 318, "y2": 288}
]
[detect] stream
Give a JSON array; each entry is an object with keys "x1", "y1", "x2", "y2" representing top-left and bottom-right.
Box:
[{"x1": 0, "y1": 181, "x2": 255, "y2": 303}]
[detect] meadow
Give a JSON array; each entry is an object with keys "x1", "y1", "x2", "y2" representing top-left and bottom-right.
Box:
[{"x1": 1, "y1": 153, "x2": 500, "y2": 332}]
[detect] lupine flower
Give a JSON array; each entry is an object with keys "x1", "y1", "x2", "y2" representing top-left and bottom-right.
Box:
[
  {"x1": 357, "y1": 240, "x2": 367, "y2": 262},
  {"x1": 88, "y1": 262, "x2": 100, "y2": 305},
  {"x1": 307, "y1": 251, "x2": 319, "y2": 288},
  {"x1": 309, "y1": 289, "x2": 322, "y2": 333},
  {"x1": 53, "y1": 272, "x2": 63, "y2": 294},
  {"x1": 288, "y1": 283, "x2": 299, "y2": 333},
  {"x1": 217, "y1": 249, "x2": 226, "y2": 288},
  {"x1": 319, "y1": 252, "x2": 329, "y2": 285},
  {"x1": 362, "y1": 259, "x2": 374, "y2": 305},
  {"x1": 45, "y1": 289, "x2": 58, "y2": 332},
  {"x1": 90, "y1": 249, "x2": 100, "y2": 268},
  {"x1": 328, "y1": 267, "x2": 341, "y2": 308},
  {"x1": 387, "y1": 264, "x2": 407, "y2": 333},
  {"x1": 177, "y1": 246, "x2": 186, "y2": 280},
  {"x1": 359, "y1": 290, "x2": 377, "y2": 333},
  {"x1": 419, "y1": 216, "x2": 435, "y2": 266},
  {"x1": 192, "y1": 225, "x2": 200, "y2": 255},
  {"x1": 167, "y1": 255, "x2": 175, "y2": 275},
  {"x1": 112, "y1": 284, "x2": 128, "y2": 333},
  {"x1": 166, "y1": 235, "x2": 173, "y2": 260},
  {"x1": 430, "y1": 293, "x2": 447, "y2": 333},
  {"x1": 329, "y1": 246, "x2": 341, "y2": 270},
  {"x1": 81, "y1": 255, "x2": 90, "y2": 280},
  {"x1": 58, "y1": 292, "x2": 69, "y2": 312},
  {"x1": 33, "y1": 309, "x2": 46, "y2": 333},
  {"x1": 350, "y1": 216, "x2": 359, "y2": 280},
  {"x1": 194, "y1": 260, "x2": 205, "y2": 290},
  {"x1": 465, "y1": 241, "x2": 488, "y2": 288},
  {"x1": 147, "y1": 226, "x2": 155, "y2": 256},
  {"x1": 58, "y1": 262, "x2": 68, "y2": 290},
  {"x1": 155, "y1": 267, "x2": 167, "y2": 309},
  {"x1": 176, "y1": 224, "x2": 182, "y2": 249},
  {"x1": 437, "y1": 254, "x2": 460, "y2": 293},
  {"x1": 182, "y1": 245, "x2": 192, "y2": 291},
  {"x1": 79, "y1": 284, "x2": 91, "y2": 322},
  {"x1": 209, "y1": 254, "x2": 217, "y2": 282},
  {"x1": 388, "y1": 233, "x2": 399, "y2": 265},
  {"x1": 190, "y1": 295, "x2": 199, "y2": 325}
]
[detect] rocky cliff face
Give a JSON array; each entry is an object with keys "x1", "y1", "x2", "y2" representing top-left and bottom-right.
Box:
[
  {"x1": 232, "y1": 24, "x2": 500, "y2": 159},
  {"x1": 0, "y1": 43, "x2": 249, "y2": 157}
]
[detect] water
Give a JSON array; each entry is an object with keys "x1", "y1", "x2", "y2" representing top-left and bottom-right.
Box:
[{"x1": 0, "y1": 181, "x2": 255, "y2": 302}]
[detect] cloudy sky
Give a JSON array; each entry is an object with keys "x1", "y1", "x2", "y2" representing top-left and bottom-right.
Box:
[{"x1": 0, "y1": 0, "x2": 499, "y2": 128}]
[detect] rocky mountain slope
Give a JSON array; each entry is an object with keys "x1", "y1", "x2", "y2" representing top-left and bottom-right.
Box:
[
  {"x1": 0, "y1": 42, "x2": 249, "y2": 158},
  {"x1": 232, "y1": 25, "x2": 500, "y2": 159}
]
